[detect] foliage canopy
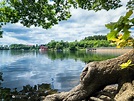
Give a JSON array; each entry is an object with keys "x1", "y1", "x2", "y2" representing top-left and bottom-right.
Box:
[
  {"x1": 0, "y1": 0, "x2": 134, "y2": 46},
  {"x1": 0, "y1": 0, "x2": 133, "y2": 28}
]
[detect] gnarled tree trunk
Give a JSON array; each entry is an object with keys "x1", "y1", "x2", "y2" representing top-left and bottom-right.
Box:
[{"x1": 44, "y1": 49, "x2": 134, "y2": 101}]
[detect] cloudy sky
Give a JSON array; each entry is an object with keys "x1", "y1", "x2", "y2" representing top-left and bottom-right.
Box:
[{"x1": 0, "y1": 0, "x2": 134, "y2": 45}]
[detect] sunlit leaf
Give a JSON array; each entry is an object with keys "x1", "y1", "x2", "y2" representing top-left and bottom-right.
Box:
[
  {"x1": 120, "y1": 60, "x2": 132, "y2": 69},
  {"x1": 107, "y1": 30, "x2": 118, "y2": 41},
  {"x1": 122, "y1": 32, "x2": 130, "y2": 40},
  {"x1": 118, "y1": 34, "x2": 123, "y2": 39},
  {"x1": 116, "y1": 39, "x2": 126, "y2": 48}
]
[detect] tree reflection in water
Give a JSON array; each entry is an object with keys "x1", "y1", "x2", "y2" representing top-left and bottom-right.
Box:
[
  {"x1": 0, "y1": 73, "x2": 57, "y2": 101},
  {"x1": 0, "y1": 50, "x2": 123, "y2": 100}
]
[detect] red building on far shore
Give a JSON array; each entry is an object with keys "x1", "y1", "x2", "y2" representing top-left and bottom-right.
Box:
[{"x1": 39, "y1": 45, "x2": 48, "y2": 51}]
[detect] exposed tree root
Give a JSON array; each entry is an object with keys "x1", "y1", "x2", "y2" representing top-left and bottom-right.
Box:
[
  {"x1": 114, "y1": 81, "x2": 134, "y2": 101},
  {"x1": 44, "y1": 49, "x2": 134, "y2": 101}
]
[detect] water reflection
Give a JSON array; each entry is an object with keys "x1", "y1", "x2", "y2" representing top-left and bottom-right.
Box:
[
  {"x1": 56, "y1": 73, "x2": 79, "y2": 91},
  {"x1": 0, "y1": 50, "x2": 124, "y2": 93},
  {"x1": 46, "y1": 50, "x2": 118, "y2": 63},
  {"x1": 0, "y1": 64, "x2": 56, "y2": 101}
]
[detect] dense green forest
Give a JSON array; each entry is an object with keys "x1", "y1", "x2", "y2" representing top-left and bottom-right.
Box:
[
  {"x1": 47, "y1": 35, "x2": 111, "y2": 51},
  {"x1": 0, "y1": 35, "x2": 114, "y2": 50}
]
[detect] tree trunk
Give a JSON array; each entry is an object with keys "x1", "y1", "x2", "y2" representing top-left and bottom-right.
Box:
[{"x1": 44, "y1": 49, "x2": 134, "y2": 101}]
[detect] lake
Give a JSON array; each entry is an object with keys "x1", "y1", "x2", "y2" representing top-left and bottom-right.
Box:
[{"x1": 0, "y1": 49, "x2": 130, "y2": 92}]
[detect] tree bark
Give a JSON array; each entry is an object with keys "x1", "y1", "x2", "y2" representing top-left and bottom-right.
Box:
[{"x1": 44, "y1": 49, "x2": 134, "y2": 101}]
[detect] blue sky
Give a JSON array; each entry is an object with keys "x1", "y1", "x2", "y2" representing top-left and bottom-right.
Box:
[{"x1": 0, "y1": 0, "x2": 134, "y2": 45}]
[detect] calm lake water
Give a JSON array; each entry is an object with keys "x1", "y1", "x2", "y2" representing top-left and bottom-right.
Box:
[{"x1": 0, "y1": 50, "x2": 128, "y2": 92}]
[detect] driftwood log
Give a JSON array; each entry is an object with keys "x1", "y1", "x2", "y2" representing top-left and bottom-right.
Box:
[{"x1": 44, "y1": 49, "x2": 134, "y2": 101}]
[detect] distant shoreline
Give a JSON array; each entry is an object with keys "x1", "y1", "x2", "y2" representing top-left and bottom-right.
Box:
[{"x1": 95, "y1": 48, "x2": 132, "y2": 54}]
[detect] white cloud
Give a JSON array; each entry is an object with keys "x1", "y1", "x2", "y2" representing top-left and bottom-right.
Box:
[
  {"x1": 0, "y1": 32, "x2": 30, "y2": 45},
  {"x1": 0, "y1": 0, "x2": 133, "y2": 45}
]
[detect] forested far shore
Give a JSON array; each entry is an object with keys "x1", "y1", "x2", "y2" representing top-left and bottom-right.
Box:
[{"x1": 0, "y1": 35, "x2": 116, "y2": 51}]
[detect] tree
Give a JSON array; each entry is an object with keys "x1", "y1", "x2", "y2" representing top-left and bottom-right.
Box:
[
  {"x1": 0, "y1": 0, "x2": 71, "y2": 29},
  {"x1": 47, "y1": 40, "x2": 56, "y2": 50},
  {"x1": 0, "y1": 0, "x2": 134, "y2": 101},
  {"x1": 55, "y1": 42, "x2": 63, "y2": 50},
  {"x1": 69, "y1": 42, "x2": 77, "y2": 51}
]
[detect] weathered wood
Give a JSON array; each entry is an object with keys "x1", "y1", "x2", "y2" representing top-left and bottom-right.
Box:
[
  {"x1": 44, "y1": 49, "x2": 134, "y2": 101},
  {"x1": 115, "y1": 81, "x2": 134, "y2": 101}
]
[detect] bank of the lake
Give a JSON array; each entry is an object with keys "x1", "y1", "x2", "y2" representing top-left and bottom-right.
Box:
[
  {"x1": 95, "y1": 47, "x2": 132, "y2": 54},
  {"x1": 0, "y1": 49, "x2": 131, "y2": 100}
]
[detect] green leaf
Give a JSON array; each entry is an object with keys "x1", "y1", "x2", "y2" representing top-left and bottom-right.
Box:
[
  {"x1": 107, "y1": 30, "x2": 118, "y2": 41},
  {"x1": 122, "y1": 25, "x2": 131, "y2": 40},
  {"x1": 68, "y1": 0, "x2": 73, "y2": 4},
  {"x1": 105, "y1": 22, "x2": 117, "y2": 31},
  {"x1": 125, "y1": 10, "x2": 133, "y2": 18},
  {"x1": 122, "y1": 30, "x2": 130, "y2": 40},
  {"x1": 131, "y1": 18, "x2": 134, "y2": 24}
]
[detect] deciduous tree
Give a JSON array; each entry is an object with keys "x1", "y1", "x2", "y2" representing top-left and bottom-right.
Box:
[{"x1": 0, "y1": 0, "x2": 134, "y2": 100}]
